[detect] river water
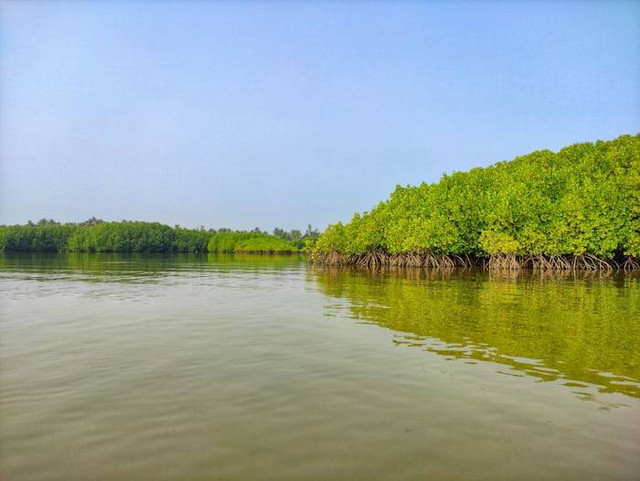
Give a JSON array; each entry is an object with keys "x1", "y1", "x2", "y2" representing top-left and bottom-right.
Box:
[{"x1": 1, "y1": 253, "x2": 639, "y2": 480}]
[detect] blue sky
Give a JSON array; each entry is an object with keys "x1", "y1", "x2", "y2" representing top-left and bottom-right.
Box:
[{"x1": 1, "y1": 0, "x2": 639, "y2": 230}]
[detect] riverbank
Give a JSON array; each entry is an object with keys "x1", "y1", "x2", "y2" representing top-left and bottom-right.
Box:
[{"x1": 311, "y1": 251, "x2": 640, "y2": 271}]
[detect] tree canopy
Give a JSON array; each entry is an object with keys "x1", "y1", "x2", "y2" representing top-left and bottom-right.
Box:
[
  {"x1": 313, "y1": 134, "x2": 640, "y2": 268},
  {"x1": 0, "y1": 221, "x2": 307, "y2": 254}
]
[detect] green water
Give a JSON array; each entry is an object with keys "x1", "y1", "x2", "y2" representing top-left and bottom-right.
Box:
[{"x1": 1, "y1": 253, "x2": 639, "y2": 480}]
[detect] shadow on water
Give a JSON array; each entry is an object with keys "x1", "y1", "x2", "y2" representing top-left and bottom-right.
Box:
[{"x1": 310, "y1": 266, "x2": 640, "y2": 400}]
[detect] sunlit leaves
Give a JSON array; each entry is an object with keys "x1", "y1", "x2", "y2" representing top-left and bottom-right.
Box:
[{"x1": 315, "y1": 134, "x2": 640, "y2": 260}]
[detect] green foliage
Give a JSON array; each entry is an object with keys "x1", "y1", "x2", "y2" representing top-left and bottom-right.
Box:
[
  {"x1": 479, "y1": 231, "x2": 520, "y2": 255},
  {"x1": 66, "y1": 222, "x2": 177, "y2": 253},
  {"x1": 234, "y1": 236, "x2": 298, "y2": 253},
  {"x1": 207, "y1": 231, "x2": 299, "y2": 253},
  {"x1": 313, "y1": 222, "x2": 348, "y2": 253},
  {"x1": 273, "y1": 224, "x2": 320, "y2": 250},
  {"x1": 0, "y1": 224, "x2": 78, "y2": 252},
  {"x1": 314, "y1": 134, "x2": 640, "y2": 260},
  {"x1": 175, "y1": 227, "x2": 210, "y2": 253},
  {"x1": 0, "y1": 220, "x2": 298, "y2": 254}
]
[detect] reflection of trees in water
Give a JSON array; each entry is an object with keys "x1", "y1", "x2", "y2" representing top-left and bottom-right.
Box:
[
  {"x1": 0, "y1": 252, "x2": 307, "y2": 283},
  {"x1": 0, "y1": 252, "x2": 187, "y2": 282},
  {"x1": 311, "y1": 266, "x2": 640, "y2": 398}
]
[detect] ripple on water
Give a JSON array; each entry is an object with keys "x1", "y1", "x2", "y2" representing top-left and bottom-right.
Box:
[{"x1": 1, "y1": 254, "x2": 639, "y2": 480}]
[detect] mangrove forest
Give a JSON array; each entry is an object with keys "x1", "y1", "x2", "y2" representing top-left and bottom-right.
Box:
[
  {"x1": 3, "y1": 134, "x2": 638, "y2": 270},
  {"x1": 0, "y1": 220, "x2": 319, "y2": 254},
  {"x1": 312, "y1": 134, "x2": 640, "y2": 270}
]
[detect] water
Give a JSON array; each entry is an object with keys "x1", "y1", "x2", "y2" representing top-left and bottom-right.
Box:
[{"x1": 1, "y1": 253, "x2": 639, "y2": 480}]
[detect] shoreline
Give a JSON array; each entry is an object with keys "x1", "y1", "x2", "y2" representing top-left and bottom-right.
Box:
[{"x1": 310, "y1": 251, "x2": 640, "y2": 271}]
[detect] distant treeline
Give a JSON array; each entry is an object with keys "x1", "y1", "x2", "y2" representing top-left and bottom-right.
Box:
[
  {"x1": 0, "y1": 219, "x2": 319, "y2": 254},
  {"x1": 313, "y1": 134, "x2": 640, "y2": 270}
]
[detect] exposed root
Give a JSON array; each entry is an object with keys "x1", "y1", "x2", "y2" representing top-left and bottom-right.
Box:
[
  {"x1": 312, "y1": 251, "x2": 478, "y2": 269},
  {"x1": 488, "y1": 254, "x2": 521, "y2": 270},
  {"x1": 623, "y1": 256, "x2": 640, "y2": 271},
  {"x1": 310, "y1": 251, "x2": 637, "y2": 271}
]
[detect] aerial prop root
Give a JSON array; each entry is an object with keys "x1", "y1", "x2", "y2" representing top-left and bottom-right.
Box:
[
  {"x1": 623, "y1": 256, "x2": 640, "y2": 271},
  {"x1": 312, "y1": 251, "x2": 636, "y2": 270}
]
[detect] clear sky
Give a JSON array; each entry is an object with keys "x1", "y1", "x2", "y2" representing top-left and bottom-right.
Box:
[{"x1": 1, "y1": 1, "x2": 639, "y2": 231}]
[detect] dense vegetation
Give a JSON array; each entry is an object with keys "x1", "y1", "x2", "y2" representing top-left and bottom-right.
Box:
[
  {"x1": 0, "y1": 219, "x2": 316, "y2": 254},
  {"x1": 313, "y1": 134, "x2": 640, "y2": 270},
  {"x1": 273, "y1": 225, "x2": 320, "y2": 250},
  {"x1": 207, "y1": 232, "x2": 300, "y2": 253}
]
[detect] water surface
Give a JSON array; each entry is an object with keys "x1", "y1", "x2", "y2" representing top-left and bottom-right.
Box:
[{"x1": 1, "y1": 254, "x2": 639, "y2": 480}]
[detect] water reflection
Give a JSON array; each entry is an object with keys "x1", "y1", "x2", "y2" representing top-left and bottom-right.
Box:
[
  {"x1": 311, "y1": 266, "x2": 640, "y2": 399},
  {"x1": 2, "y1": 254, "x2": 638, "y2": 399},
  {"x1": 2, "y1": 254, "x2": 639, "y2": 480},
  {"x1": 0, "y1": 252, "x2": 306, "y2": 278},
  {"x1": 0, "y1": 253, "x2": 307, "y2": 305}
]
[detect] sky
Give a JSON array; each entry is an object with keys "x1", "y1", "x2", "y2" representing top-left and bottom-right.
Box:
[{"x1": 1, "y1": 1, "x2": 639, "y2": 231}]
